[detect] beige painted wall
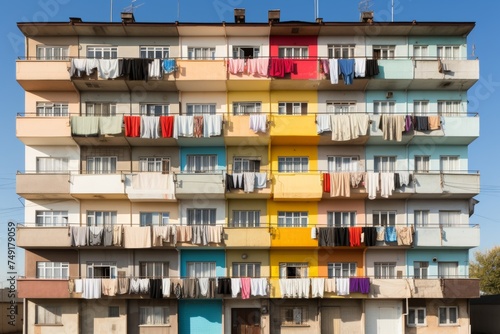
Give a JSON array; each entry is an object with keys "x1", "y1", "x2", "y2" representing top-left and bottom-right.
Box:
[
  {"x1": 226, "y1": 250, "x2": 270, "y2": 277},
  {"x1": 316, "y1": 91, "x2": 367, "y2": 114},
  {"x1": 321, "y1": 299, "x2": 363, "y2": 333},
  {"x1": 24, "y1": 199, "x2": 80, "y2": 226},
  {"x1": 130, "y1": 202, "x2": 180, "y2": 225},
  {"x1": 80, "y1": 146, "x2": 130, "y2": 173},
  {"x1": 78, "y1": 36, "x2": 180, "y2": 58},
  {"x1": 81, "y1": 299, "x2": 127, "y2": 334},
  {"x1": 180, "y1": 92, "x2": 227, "y2": 114},
  {"x1": 129, "y1": 299, "x2": 178, "y2": 334},
  {"x1": 131, "y1": 147, "x2": 180, "y2": 172},
  {"x1": 26, "y1": 36, "x2": 78, "y2": 59},
  {"x1": 227, "y1": 199, "x2": 268, "y2": 226},
  {"x1": 317, "y1": 145, "x2": 366, "y2": 172},
  {"x1": 25, "y1": 91, "x2": 80, "y2": 115},
  {"x1": 365, "y1": 249, "x2": 406, "y2": 278},
  {"x1": 79, "y1": 199, "x2": 132, "y2": 225},
  {"x1": 27, "y1": 300, "x2": 79, "y2": 334},
  {"x1": 226, "y1": 146, "x2": 269, "y2": 173},
  {"x1": 406, "y1": 299, "x2": 469, "y2": 334}
]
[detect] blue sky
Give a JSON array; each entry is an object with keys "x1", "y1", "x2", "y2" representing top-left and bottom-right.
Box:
[{"x1": 0, "y1": 0, "x2": 499, "y2": 283}]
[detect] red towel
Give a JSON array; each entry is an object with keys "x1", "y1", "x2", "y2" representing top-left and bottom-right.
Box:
[
  {"x1": 160, "y1": 116, "x2": 175, "y2": 138},
  {"x1": 349, "y1": 227, "x2": 362, "y2": 247},
  {"x1": 323, "y1": 173, "x2": 330, "y2": 192},
  {"x1": 240, "y1": 277, "x2": 251, "y2": 299},
  {"x1": 124, "y1": 116, "x2": 140, "y2": 137}
]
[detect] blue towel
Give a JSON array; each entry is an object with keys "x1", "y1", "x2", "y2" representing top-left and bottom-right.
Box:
[
  {"x1": 384, "y1": 226, "x2": 397, "y2": 242},
  {"x1": 338, "y1": 59, "x2": 355, "y2": 85},
  {"x1": 162, "y1": 59, "x2": 176, "y2": 73}
]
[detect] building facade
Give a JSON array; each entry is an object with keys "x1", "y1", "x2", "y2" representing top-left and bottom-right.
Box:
[{"x1": 15, "y1": 10, "x2": 480, "y2": 334}]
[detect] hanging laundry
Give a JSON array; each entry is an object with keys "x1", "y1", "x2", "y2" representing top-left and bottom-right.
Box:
[
  {"x1": 362, "y1": 227, "x2": 377, "y2": 246},
  {"x1": 148, "y1": 59, "x2": 163, "y2": 79},
  {"x1": 330, "y1": 172, "x2": 351, "y2": 197},
  {"x1": 328, "y1": 58, "x2": 339, "y2": 84},
  {"x1": 349, "y1": 227, "x2": 362, "y2": 247},
  {"x1": 228, "y1": 58, "x2": 245, "y2": 74},
  {"x1": 176, "y1": 116, "x2": 194, "y2": 137},
  {"x1": 249, "y1": 114, "x2": 267, "y2": 133},
  {"x1": 365, "y1": 59, "x2": 380, "y2": 77},
  {"x1": 71, "y1": 116, "x2": 99, "y2": 136},
  {"x1": 323, "y1": 173, "x2": 331, "y2": 193},
  {"x1": 366, "y1": 172, "x2": 380, "y2": 200},
  {"x1": 97, "y1": 59, "x2": 120, "y2": 79},
  {"x1": 354, "y1": 58, "x2": 366, "y2": 77},
  {"x1": 160, "y1": 115, "x2": 175, "y2": 138},
  {"x1": 379, "y1": 115, "x2": 405, "y2": 141},
  {"x1": 250, "y1": 278, "x2": 267, "y2": 296},
  {"x1": 414, "y1": 116, "x2": 429, "y2": 131},
  {"x1": 338, "y1": 59, "x2": 355, "y2": 84},
  {"x1": 384, "y1": 226, "x2": 397, "y2": 242},
  {"x1": 203, "y1": 114, "x2": 223, "y2": 137},
  {"x1": 193, "y1": 116, "x2": 204, "y2": 138},
  {"x1": 162, "y1": 59, "x2": 177, "y2": 74},
  {"x1": 316, "y1": 114, "x2": 331, "y2": 134},
  {"x1": 380, "y1": 172, "x2": 395, "y2": 198},
  {"x1": 428, "y1": 115, "x2": 441, "y2": 130},
  {"x1": 396, "y1": 226, "x2": 413, "y2": 245},
  {"x1": 246, "y1": 58, "x2": 269, "y2": 77},
  {"x1": 336, "y1": 277, "x2": 350, "y2": 295},
  {"x1": 99, "y1": 115, "x2": 123, "y2": 135}
]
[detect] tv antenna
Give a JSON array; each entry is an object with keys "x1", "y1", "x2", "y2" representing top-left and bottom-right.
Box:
[
  {"x1": 358, "y1": 0, "x2": 373, "y2": 13},
  {"x1": 123, "y1": 0, "x2": 145, "y2": 14}
]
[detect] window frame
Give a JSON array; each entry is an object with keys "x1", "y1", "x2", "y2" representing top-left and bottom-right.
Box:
[
  {"x1": 327, "y1": 156, "x2": 359, "y2": 172},
  {"x1": 414, "y1": 155, "x2": 430, "y2": 173},
  {"x1": 186, "y1": 261, "x2": 216, "y2": 278},
  {"x1": 413, "y1": 261, "x2": 429, "y2": 279},
  {"x1": 438, "y1": 101, "x2": 463, "y2": 116},
  {"x1": 327, "y1": 211, "x2": 356, "y2": 227},
  {"x1": 85, "y1": 102, "x2": 117, "y2": 116},
  {"x1": 87, "y1": 261, "x2": 117, "y2": 279},
  {"x1": 232, "y1": 46, "x2": 260, "y2": 59},
  {"x1": 233, "y1": 157, "x2": 261, "y2": 173},
  {"x1": 327, "y1": 262, "x2": 357, "y2": 278},
  {"x1": 186, "y1": 154, "x2": 217, "y2": 173},
  {"x1": 438, "y1": 262, "x2": 459, "y2": 279},
  {"x1": 139, "y1": 306, "x2": 170, "y2": 326},
  {"x1": 86, "y1": 46, "x2": 117, "y2": 59},
  {"x1": 36, "y1": 305, "x2": 62, "y2": 325},
  {"x1": 36, "y1": 157, "x2": 69, "y2": 174},
  {"x1": 139, "y1": 157, "x2": 170, "y2": 173},
  {"x1": 186, "y1": 208, "x2": 216, "y2": 226},
  {"x1": 278, "y1": 157, "x2": 309, "y2": 173},
  {"x1": 439, "y1": 210, "x2": 461, "y2": 227},
  {"x1": 437, "y1": 45, "x2": 460, "y2": 60},
  {"x1": 278, "y1": 46, "x2": 308, "y2": 59},
  {"x1": 413, "y1": 45, "x2": 429, "y2": 59},
  {"x1": 373, "y1": 45, "x2": 395, "y2": 59},
  {"x1": 232, "y1": 262, "x2": 261, "y2": 278},
  {"x1": 373, "y1": 100, "x2": 396, "y2": 114},
  {"x1": 140, "y1": 262, "x2": 169, "y2": 278},
  {"x1": 86, "y1": 211, "x2": 117, "y2": 227},
  {"x1": 36, "y1": 102, "x2": 69, "y2": 117},
  {"x1": 374, "y1": 156, "x2": 397, "y2": 172},
  {"x1": 232, "y1": 210, "x2": 260, "y2": 228},
  {"x1": 408, "y1": 307, "x2": 427, "y2": 326},
  {"x1": 277, "y1": 211, "x2": 308, "y2": 227},
  {"x1": 328, "y1": 44, "x2": 355, "y2": 59},
  {"x1": 86, "y1": 156, "x2": 117, "y2": 174},
  {"x1": 35, "y1": 210, "x2": 68, "y2": 227},
  {"x1": 326, "y1": 101, "x2": 357, "y2": 114},
  {"x1": 413, "y1": 100, "x2": 429, "y2": 115},
  {"x1": 278, "y1": 102, "x2": 308, "y2": 115},
  {"x1": 414, "y1": 210, "x2": 429, "y2": 228},
  {"x1": 140, "y1": 46, "x2": 170, "y2": 59},
  {"x1": 232, "y1": 102, "x2": 262, "y2": 115},
  {"x1": 108, "y1": 306, "x2": 120, "y2": 318},
  {"x1": 279, "y1": 262, "x2": 308, "y2": 278},
  {"x1": 187, "y1": 47, "x2": 216, "y2": 60},
  {"x1": 36, "y1": 262, "x2": 69, "y2": 279},
  {"x1": 374, "y1": 262, "x2": 396, "y2": 279},
  {"x1": 140, "y1": 103, "x2": 169, "y2": 116},
  {"x1": 281, "y1": 306, "x2": 308, "y2": 327},
  {"x1": 440, "y1": 155, "x2": 460, "y2": 173},
  {"x1": 139, "y1": 212, "x2": 170, "y2": 227},
  {"x1": 372, "y1": 211, "x2": 396, "y2": 227},
  {"x1": 185, "y1": 103, "x2": 216, "y2": 115},
  {"x1": 36, "y1": 46, "x2": 69, "y2": 60},
  {"x1": 438, "y1": 306, "x2": 458, "y2": 326}
]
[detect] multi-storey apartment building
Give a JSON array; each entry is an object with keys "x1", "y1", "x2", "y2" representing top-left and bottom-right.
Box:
[{"x1": 15, "y1": 9, "x2": 480, "y2": 334}]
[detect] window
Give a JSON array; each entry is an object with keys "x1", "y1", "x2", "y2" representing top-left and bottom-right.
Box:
[
  {"x1": 326, "y1": 101, "x2": 356, "y2": 114},
  {"x1": 233, "y1": 157, "x2": 261, "y2": 173},
  {"x1": 37, "y1": 262, "x2": 69, "y2": 279},
  {"x1": 328, "y1": 262, "x2": 356, "y2": 278},
  {"x1": 36, "y1": 157, "x2": 68, "y2": 173},
  {"x1": 87, "y1": 156, "x2": 117, "y2": 174},
  {"x1": 374, "y1": 262, "x2": 396, "y2": 279},
  {"x1": 327, "y1": 156, "x2": 359, "y2": 172},
  {"x1": 437, "y1": 46, "x2": 460, "y2": 60},
  {"x1": 108, "y1": 306, "x2": 120, "y2": 318},
  {"x1": 373, "y1": 101, "x2": 395, "y2": 114},
  {"x1": 413, "y1": 261, "x2": 429, "y2": 279},
  {"x1": 233, "y1": 102, "x2": 262, "y2": 115},
  {"x1": 85, "y1": 102, "x2": 116, "y2": 116},
  {"x1": 279, "y1": 263, "x2": 308, "y2": 278},
  {"x1": 438, "y1": 101, "x2": 463, "y2": 116},
  {"x1": 188, "y1": 47, "x2": 215, "y2": 60},
  {"x1": 87, "y1": 211, "x2": 117, "y2": 227},
  {"x1": 281, "y1": 306, "x2": 307, "y2": 326},
  {"x1": 278, "y1": 102, "x2": 307, "y2": 115},
  {"x1": 140, "y1": 262, "x2": 169, "y2": 278},
  {"x1": 87, "y1": 261, "x2": 117, "y2": 278},
  {"x1": 139, "y1": 157, "x2": 170, "y2": 173},
  {"x1": 374, "y1": 156, "x2": 396, "y2": 172},
  {"x1": 36, "y1": 46, "x2": 69, "y2": 60},
  {"x1": 278, "y1": 212, "x2": 308, "y2": 227},
  {"x1": 140, "y1": 104, "x2": 169, "y2": 116},
  {"x1": 187, "y1": 209, "x2": 216, "y2": 225},
  {"x1": 414, "y1": 156, "x2": 430, "y2": 173},
  {"x1": 233, "y1": 46, "x2": 260, "y2": 59},
  {"x1": 140, "y1": 46, "x2": 170, "y2": 59},
  {"x1": 373, "y1": 45, "x2": 395, "y2": 59},
  {"x1": 414, "y1": 210, "x2": 429, "y2": 228},
  {"x1": 278, "y1": 157, "x2": 308, "y2": 173},
  {"x1": 373, "y1": 211, "x2": 396, "y2": 227},
  {"x1": 187, "y1": 262, "x2": 216, "y2": 278},
  {"x1": 440, "y1": 156, "x2": 459, "y2": 172},
  {"x1": 36, "y1": 211, "x2": 68, "y2": 227},
  {"x1": 328, "y1": 44, "x2": 355, "y2": 59},
  {"x1": 413, "y1": 45, "x2": 428, "y2": 59},
  {"x1": 87, "y1": 46, "x2": 117, "y2": 59},
  {"x1": 278, "y1": 47, "x2": 308, "y2": 59},
  {"x1": 36, "y1": 102, "x2": 68, "y2": 116},
  {"x1": 438, "y1": 262, "x2": 458, "y2": 278},
  {"x1": 439, "y1": 211, "x2": 461, "y2": 227},
  {"x1": 186, "y1": 103, "x2": 216, "y2": 115},
  {"x1": 408, "y1": 307, "x2": 426, "y2": 326},
  {"x1": 36, "y1": 305, "x2": 61, "y2": 325},
  {"x1": 327, "y1": 212, "x2": 356, "y2": 227},
  {"x1": 439, "y1": 306, "x2": 458, "y2": 325},
  {"x1": 186, "y1": 155, "x2": 217, "y2": 173},
  {"x1": 413, "y1": 100, "x2": 429, "y2": 115},
  {"x1": 232, "y1": 263, "x2": 261, "y2": 277},
  {"x1": 232, "y1": 210, "x2": 260, "y2": 227},
  {"x1": 140, "y1": 212, "x2": 169, "y2": 226},
  {"x1": 139, "y1": 306, "x2": 170, "y2": 325}
]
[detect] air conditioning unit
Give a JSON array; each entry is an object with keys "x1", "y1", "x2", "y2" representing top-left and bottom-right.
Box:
[{"x1": 386, "y1": 91, "x2": 394, "y2": 99}]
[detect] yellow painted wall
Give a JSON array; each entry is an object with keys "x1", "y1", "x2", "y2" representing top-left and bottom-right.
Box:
[
  {"x1": 271, "y1": 145, "x2": 318, "y2": 173},
  {"x1": 268, "y1": 201, "x2": 319, "y2": 227},
  {"x1": 270, "y1": 249, "x2": 318, "y2": 278},
  {"x1": 228, "y1": 91, "x2": 271, "y2": 113},
  {"x1": 270, "y1": 91, "x2": 318, "y2": 114},
  {"x1": 228, "y1": 199, "x2": 268, "y2": 226}
]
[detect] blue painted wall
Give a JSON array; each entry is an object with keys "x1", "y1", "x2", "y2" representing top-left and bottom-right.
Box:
[
  {"x1": 180, "y1": 146, "x2": 226, "y2": 172},
  {"x1": 180, "y1": 249, "x2": 226, "y2": 278},
  {"x1": 179, "y1": 300, "x2": 222, "y2": 334},
  {"x1": 406, "y1": 249, "x2": 469, "y2": 278}
]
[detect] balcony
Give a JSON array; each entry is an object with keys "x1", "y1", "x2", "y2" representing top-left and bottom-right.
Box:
[
  {"x1": 273, "y1": 173, "x2": 323, "y2": 201},
  {"x1": 124, "y1": 173, "x2": 176, "y2": 202},
  {"x1": 18, "y1": 278, "x2": 70, "y2": 298},
  {"x1": 224, "y1": 115, "x2": 270, "y2": 146},
  {"x1": 174, "y1": 172, "x2": 225, "y2": 199},
  {"x1": 400, "y1": 172, "x2": 480, "y2": 198},
  {"x1": 224, "y1": 227, "x2": 271, "y2": 248},
  {"x1": 17, "y1": 226, "x2": 71, "y2": 248},
  {"x1": 269, "y1": 115, "x2": 319, "y2": 145},
  {"x1": 413, "y1": 224, "x2": 480, "y2": 248},
  {"x1": 16, "y1": 114, "x2": 74, "y2": 145},
  {"x1": 175, "y1": 59, "x2": 226, "y2": 91},
  {"x1": 16, "y1": 173, "x2": 72, "y2": 200},
  {"x1": 16, "y1": 59, "x2": 73, "y2": 91},
  {"x1": 270, "y1": 227, "x2": 318, "y2": 248},
  {"x1": 70, "y1": 173, "x2": 127, "y2": 199},
  {"x1": 441, "y1": 278, "x2": 480, "y2": 298}
]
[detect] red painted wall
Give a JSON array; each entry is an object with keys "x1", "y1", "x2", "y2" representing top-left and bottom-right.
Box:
[{"x1": 270, "y1": 35, "x2": 318, "y2": 80}]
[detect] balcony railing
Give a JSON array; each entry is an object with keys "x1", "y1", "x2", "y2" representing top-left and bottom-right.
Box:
[
  {"x1": 413, "y1": 223, "x2": 480, "y2": 248},
  {"x1": 16, "y1": 172, "x2": 72, "y2": 200}
]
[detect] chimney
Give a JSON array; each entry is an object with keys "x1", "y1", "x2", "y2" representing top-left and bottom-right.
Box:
[
  {"x1": 69, "y1": 17, "x2": 82, "y2": 24},
  {"x1": 268, "y1": 10, "x2": 280, "y2": 24},
  {"x1": 360, "y1": 11, "x2": 374, "y2": 23},
  {"x1": 234, "y1": 8, "x2": 245, "y2": 24},
  {"x1": 121, "y1": 12, "x2": 135, "y2": 24}
]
